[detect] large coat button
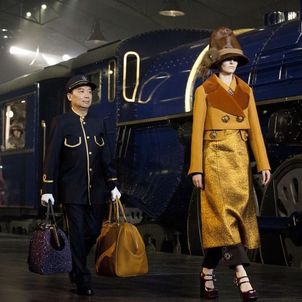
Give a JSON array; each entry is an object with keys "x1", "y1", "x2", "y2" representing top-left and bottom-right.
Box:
[
  {"x1": 236, "y1": 116, "x2": 244, "y2": 122},
  {"x1": 224, "y1": 252, "x2": 232, "y2": 261},
  {"x1": 221, "y1": 115, "x2": 230, "y2": 123},
  {"x1": 210, "y1": 131, "x2": 217, "y2": 139},
  {"x1": 222, "y1": 247, "x2": 233, "y2": 261}
]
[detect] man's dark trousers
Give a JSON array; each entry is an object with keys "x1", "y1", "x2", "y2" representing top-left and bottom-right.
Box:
[{"x1": 65, "y1": 203, "x2": 106, "y2": 289}]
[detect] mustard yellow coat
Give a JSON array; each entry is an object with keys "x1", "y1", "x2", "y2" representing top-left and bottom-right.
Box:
[{"x1": 188, "y1": 74, "x2": 270, "y2": 249}]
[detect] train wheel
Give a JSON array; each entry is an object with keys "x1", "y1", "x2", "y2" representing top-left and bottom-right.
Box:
[{"x1": 260, "y1": 155, "x2": 302, "y2": 267}]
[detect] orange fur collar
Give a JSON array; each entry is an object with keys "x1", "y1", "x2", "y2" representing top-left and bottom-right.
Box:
[{"x1": 203, "y1": 74, "x2": 250, "y2": 117}]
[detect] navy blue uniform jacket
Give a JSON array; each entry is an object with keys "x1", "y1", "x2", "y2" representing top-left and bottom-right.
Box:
[{"x1": 42, "y1": 110, "x2": 117, "y2": 205}]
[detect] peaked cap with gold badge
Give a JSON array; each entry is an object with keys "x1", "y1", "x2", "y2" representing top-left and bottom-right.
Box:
[{"x1": 65, "y1": 74, "x2": 97, "y2": 93}]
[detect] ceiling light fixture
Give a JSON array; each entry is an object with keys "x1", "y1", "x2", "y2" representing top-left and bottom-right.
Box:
[
  {"x1": 159, "y1": 0, "x2": 185, "y2": 17},
  {"x1": 87, "y1": 19, "x2": 106, "y2": 43},
  {"x1": 62, "y1": 54, "x2": 71, "y2": 61},
  {"x1": 9, "y1": 45, "x2": 61, "y2": 66},
  {"x1": 22, "y1": 2, "x2": 58, "y2": 25},
  {"x1": 10, "y1": 46, "x2": 32, "y2": 56}
]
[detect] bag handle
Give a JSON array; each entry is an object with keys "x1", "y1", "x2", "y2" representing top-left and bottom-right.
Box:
[
  {"x1": 46, "y1": 202, "x2": 57, "y2": 226},
  {"x1": 45, "y1": 202, "x2": 61, "y2": 249},
  {"x1": 107, "y1": 200, "x2": 118, "y2": 223},
  {"x1": 107, "y1": 198, "x2": 127, "y2": 224},
  {"x1": 115, "y1": 197, "x2": 127, "y2": 223},
  {"x1": 108, "y1": 202, "x2": 113, "y2": 223}
]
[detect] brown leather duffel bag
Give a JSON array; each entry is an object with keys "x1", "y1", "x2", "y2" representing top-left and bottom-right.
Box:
[{"x1": 95, "y1": 198, "x2": 148, "y2": 277}]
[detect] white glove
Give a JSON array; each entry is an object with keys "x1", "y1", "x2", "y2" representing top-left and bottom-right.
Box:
[
  {"x1": 110, "y1": 187, "x2": 121, "y2": 202},
  {"x1": 41, "y1": 193, "x2": 55, "y2": 207}
]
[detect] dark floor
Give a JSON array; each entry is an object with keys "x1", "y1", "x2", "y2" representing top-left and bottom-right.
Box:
[{"x1": 0, "y1": 233, "x2": 302, "y2": 302}]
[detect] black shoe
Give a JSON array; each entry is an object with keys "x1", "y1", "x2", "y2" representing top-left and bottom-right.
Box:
[
  {"x1": 76, "y1": 287, "x2": 94, "y2": 296},
  {"x1": 234, "y1": 276, "x2": 257, "y2": 302},
  {"x1": 200, "y1": 272, "x2": 219, "y2": 299}
]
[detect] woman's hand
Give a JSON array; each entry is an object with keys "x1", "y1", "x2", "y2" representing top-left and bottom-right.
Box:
[
  {"x1": 192, "y1": 174, "x2": 203, "y2": 189},
  {"x1": 261, "y1": 170, "x2": 271, "y2": 186}
]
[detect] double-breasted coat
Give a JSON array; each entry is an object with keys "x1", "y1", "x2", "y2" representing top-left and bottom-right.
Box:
[{"x1": 189, "y1": 74, "x2": 270, "y2": 249}]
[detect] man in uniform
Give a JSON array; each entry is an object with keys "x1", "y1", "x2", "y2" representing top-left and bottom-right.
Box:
[{"x1": 41, "y1": 74, "x2": 121, "y2": 296}]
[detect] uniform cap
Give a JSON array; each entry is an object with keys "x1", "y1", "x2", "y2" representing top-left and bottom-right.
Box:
[{"x1": 66, "y1": 74, "x2": 97, "y2": 92}]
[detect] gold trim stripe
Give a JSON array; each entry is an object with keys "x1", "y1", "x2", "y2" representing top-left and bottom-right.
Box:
[
  {"x1": 79, "y1": 117, "x2": 91, "y2": 205},
  {"x1": 43, "y1": 174, "x2": 54, "y2": 183},
  {"x1": 64, "y1": 137, "x2": 82, "y2": 148},
  {"x1": 123, "y1": 51, "x2": 140, "y2": 102},
  {"x1": 94, "y1": 136, "x2": 104, "y2": 147}
]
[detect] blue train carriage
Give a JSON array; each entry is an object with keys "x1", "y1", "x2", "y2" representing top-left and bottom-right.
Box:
[
  {"x1": 114, "y1": 22, "x2": 302, "y2": 264},
  {"x1": 0, "y1": 65, "x2": 70, "y2": 222}
]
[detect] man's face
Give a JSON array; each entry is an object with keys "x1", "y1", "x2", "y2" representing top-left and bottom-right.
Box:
[{"x1": 67, "y1": 85, "x2": 92, "y2": 111}]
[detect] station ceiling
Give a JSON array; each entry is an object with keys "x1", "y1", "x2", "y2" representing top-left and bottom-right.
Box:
[{"x1": 0, "y1": 0, "x2": 299, "y2": 83}]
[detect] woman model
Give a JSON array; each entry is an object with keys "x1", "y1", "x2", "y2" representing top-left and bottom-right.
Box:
[{"x1": 188, "y1": 27, "x2": 271, "y2": 301}]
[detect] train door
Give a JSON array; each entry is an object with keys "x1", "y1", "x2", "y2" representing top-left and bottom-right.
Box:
[{"x1": 0, "y1": 88, "x2": 39, "y2": 215}]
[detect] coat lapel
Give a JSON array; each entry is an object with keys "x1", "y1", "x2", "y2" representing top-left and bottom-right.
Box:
[{"x1": 203, "y1": 74, "x2": 250, "y2": 117}]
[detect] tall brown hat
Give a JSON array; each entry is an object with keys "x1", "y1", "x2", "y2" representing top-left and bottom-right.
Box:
[{"x1": 201, "y1": 27, "x2": 249, "y2": 69}]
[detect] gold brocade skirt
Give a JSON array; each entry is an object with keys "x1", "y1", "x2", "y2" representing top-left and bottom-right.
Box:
[{"x1": 201, "y1": 130, "x2": 260, "y2": 249}]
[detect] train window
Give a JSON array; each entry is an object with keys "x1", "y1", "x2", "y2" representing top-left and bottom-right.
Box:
[
  {"x1": 123, "y1": 51, "x2": 140, "y2": 102},
  {"x1": 2, "y1": 99, "x2": 26, "y2": 151},
  {"x1": 87, "y1": 71, "x2": 102, "y2": 103},
  {"x1": 108, "y1": 60, "x2": 116, "y2": 102}
]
